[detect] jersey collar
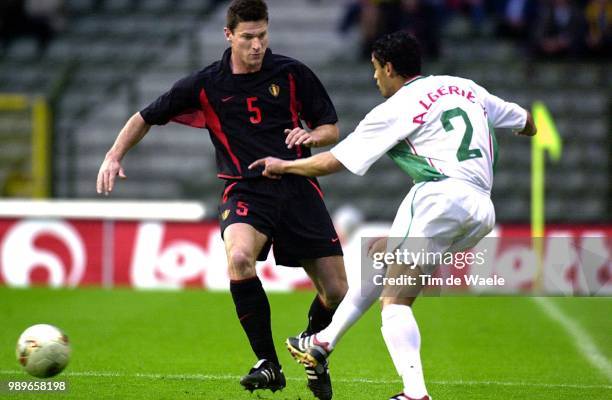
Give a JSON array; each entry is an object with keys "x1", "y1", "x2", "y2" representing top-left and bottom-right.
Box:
[{"x1": 403, "y1": 75, "x2": 424, "y2": 87}]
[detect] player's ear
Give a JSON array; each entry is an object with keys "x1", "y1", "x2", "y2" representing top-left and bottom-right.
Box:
[
  {"x1": 223, "y1": 27, "x2": 232, "y2": 41},
  {"x1": 384, "y1": 62, "x2": 394, "y2": 77}
]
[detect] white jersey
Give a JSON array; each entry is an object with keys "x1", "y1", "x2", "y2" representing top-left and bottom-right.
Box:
[{"x1": 331, "y1": 75, "x2": 527, "y2": 193}]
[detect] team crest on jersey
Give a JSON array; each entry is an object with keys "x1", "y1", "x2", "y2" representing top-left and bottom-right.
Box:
[
  {"x1": 221, "y1": 209, "x2": 230, "y2": 221},
  {"x1": 269, "y1": 84, "x2": 280, "y2": 97}
]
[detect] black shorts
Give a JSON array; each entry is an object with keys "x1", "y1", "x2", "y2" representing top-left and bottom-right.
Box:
[{"x1": 218, "y1": 175, "x2": 343, "y2": 267}]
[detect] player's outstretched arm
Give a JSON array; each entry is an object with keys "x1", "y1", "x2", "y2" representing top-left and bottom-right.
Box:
[
  {"x1": 96, "y1": 112, "x2": 151, "y2": 195},
  {"x1": 514, "y1": 111, "x2": 537, "y2": 137},
  {"x1": 285, "y1": 124, "x2": 339, "y2": 149},
  {"x1": 249, "y1": 151, "x2": 344, "y2": 179}
]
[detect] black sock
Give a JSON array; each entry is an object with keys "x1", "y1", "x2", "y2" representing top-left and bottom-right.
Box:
[
  {"x1": 230, "y1": 277, "x2": 279, "y2": 366},
  {"x1": 304, "y1": 295, "x2": 336, "y2": 335}
]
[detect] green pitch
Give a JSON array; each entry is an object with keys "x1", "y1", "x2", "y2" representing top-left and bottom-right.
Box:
[{"x1": 0, "y1": 287, "x2": 610, "y2": 399}]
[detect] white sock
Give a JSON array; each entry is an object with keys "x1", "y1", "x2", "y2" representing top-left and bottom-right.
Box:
[
  {"x1": 316, "y1": 263, "x2": 385, "y2": 348},
  {"x1": 381, "y1": 304, "x2": 428, "y2": 399}
]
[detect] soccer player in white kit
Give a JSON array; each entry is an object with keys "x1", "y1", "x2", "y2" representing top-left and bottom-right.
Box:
[{"x1": 250, "y1": 31, "x2": 537, "y2": 400}]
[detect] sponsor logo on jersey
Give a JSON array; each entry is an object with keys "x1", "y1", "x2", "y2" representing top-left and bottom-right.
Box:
[{"x1": 269, "y1": 84, "x2": 280, "y2": 97}]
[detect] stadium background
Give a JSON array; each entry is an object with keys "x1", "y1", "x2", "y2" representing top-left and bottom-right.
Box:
[{"x1": 0, "y1": 0, "x2": 610, "y2": 399}]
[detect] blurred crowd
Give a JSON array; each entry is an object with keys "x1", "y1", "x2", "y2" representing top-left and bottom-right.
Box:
[
  {"x1": 338, "y1": 0, "x2": 612, "y2": 60},
  {"x1": 0, "y1": 0, "x2": 65, "y2": 54},
  {"x1": 1, "y1": 0, "x2": 610, "y2": 60}
]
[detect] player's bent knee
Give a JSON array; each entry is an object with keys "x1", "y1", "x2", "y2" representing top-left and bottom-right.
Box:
[
  {"x1": 227, "y1": 250, "x2": 257, "y2": 279},
  {"x1": 320, "y1": 281, "x2": 348, "y2": 309}
]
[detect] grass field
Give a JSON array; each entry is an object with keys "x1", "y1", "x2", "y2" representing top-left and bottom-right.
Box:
[{"x1": 0, "y1": 287, "x2": 611, "y2": 399}]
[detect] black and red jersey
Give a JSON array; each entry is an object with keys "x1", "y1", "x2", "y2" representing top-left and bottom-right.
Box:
[{"x1": 140, "y1": 48, "x2": 338, "y2": 180}]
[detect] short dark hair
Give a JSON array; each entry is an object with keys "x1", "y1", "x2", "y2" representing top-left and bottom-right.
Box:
[
  {"x1": 372, "y1": 31, "x2": 421, "y2": 78},
  {"x1": 226, "y1": 0, "x2": 269, "y2": 32}
]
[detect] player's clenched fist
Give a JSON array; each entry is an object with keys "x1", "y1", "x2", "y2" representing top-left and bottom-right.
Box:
[{"x1": 96, "y1": 157, "x2": 127, "y2": 195}]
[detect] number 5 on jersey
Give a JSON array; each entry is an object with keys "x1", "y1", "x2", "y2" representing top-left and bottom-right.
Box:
[
  {"x1": 236, "y1": 201, "x2": 249, "y2": 216},
  {"x1": 247, "y1": 97, "x2": 262, "y2": 124}
]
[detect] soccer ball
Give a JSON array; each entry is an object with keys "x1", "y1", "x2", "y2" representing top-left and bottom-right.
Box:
[{"x1": 16, "y1": 324, "x2": 71, "y2": 378}]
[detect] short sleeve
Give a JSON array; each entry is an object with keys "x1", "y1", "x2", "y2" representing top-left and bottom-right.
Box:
[
  {"x1": 293, "y1": 64, "x2": 338, "y2": 128},
  {"x1": 330, "y1": 103, "x2": 402, "y2": 176},
  {"x1": 475, "y1": 84, "x2": 527, "y2": 130},
  {"x1": 140, "y1": 74, "x2": 202, "y2": 127}
]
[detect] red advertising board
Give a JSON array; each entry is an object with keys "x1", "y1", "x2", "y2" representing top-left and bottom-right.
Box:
[
  {"x1": 0, "y1": 218, "x2": 610, "y2": 294},
  {"x1": 0, "y1": 218, "x2": 311, "y2": 291}
]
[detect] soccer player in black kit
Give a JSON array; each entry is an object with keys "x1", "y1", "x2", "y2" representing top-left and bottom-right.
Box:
[{"x1": 96, "y1": 1, "x2": 346, "y2": 399}]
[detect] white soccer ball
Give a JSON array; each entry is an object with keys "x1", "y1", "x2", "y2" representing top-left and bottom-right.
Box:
[{"x1": 16, "y1": 324, "x2": 71, "y2": 378}]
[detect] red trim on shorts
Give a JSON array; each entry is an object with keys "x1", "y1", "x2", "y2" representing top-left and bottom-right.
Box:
[
  {"x1": 288, "y1": 73, "x2": 303, "y2": 158},
  {"x1": 199, "y1": 88, "x2": 243, "y2": 174},
  {"x1": 217, "y1": 174, "x2": 243, "y2": 179},
  {"x1": 222, "y1": 182, "x2": 238, "y2": 203},
  {"x1": 307, "y1": 178, "x2": 324, "y2": 199}
]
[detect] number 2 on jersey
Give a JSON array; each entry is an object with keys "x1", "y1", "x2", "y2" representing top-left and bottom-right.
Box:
[
  {"x1": 441, "y1": 107, "x2": 482, "y2": 161},
  {"x1": 246, "y1": 97, "x2": 262, "y2": 124}
]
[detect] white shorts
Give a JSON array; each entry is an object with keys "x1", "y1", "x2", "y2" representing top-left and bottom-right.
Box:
[{"x1": 386, "y1": 178, "x2": 495, "y2": 274}]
